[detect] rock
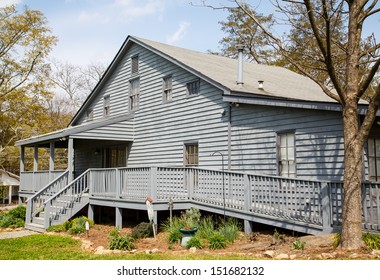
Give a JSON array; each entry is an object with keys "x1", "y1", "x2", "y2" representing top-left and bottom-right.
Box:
[
  {"x1": 263, "y1": 250, "x2": 275, "y2": 258},
  {"x1": 299, "y1": 234, "x2": 335, "y2": 248},
  {"x1": 349, "y1": 253, "x2": 359, "y2": 259},
  {"x1": 130, "y1": 249, "x2": 138, "y2": 254},
  {"x1": 275, "y1": 253, "x2": 289, "y2": 260},
  {"x1": 240, "y1": 242, "x2": 271, "y2": 250},
  {"x1": 189, "y1": 247, "x2": 197, "y2": 253},
  {"x1": 94, "y1": 246, "x2": 105, "y2": 255},
  {"x1": 371, "y1": 250, "x2": 380, "y2": 256},
  {"x1": 290, "y1": 254, "x2": 297, "y2": 260},
  {"x1": 145, "y1": 248, "x2": 159, "y2": 254},
  {"x1": 321, "y1": 253, "x2": 336, "y2": 259}
]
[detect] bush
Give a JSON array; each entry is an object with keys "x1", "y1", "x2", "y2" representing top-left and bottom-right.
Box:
[
  {"x1": 197, "y1": 216, "x2": 215, "y2": 239},
  {"x1": 131, "y1": 222, "x2": 153, "y2": 239},
  {"x1": 161, "y1": 216, "x2": 187, "y2": 244},
  {"x1": 0, "y1": 206, "x2": 26, "y2": 228},
  {"x1": 47, "y1": 224, "x2": 67, "y2": 233},
  {"x1": 186, "y1": 236, "x2": 203, "y2": 249},
  {"x1": 208, "y1": 233, "x2": 227, "y2": 250},
  {"x1": 292, "y1": 239, "x2": 306, "y2": 250},
  {"x1": 109, "y1": 235, "x2": 136, "y2": 251},
  {"x1": 108, "y1": 228, "x2": 121, "y2": 240},
  {"x1": 218, "y1": 217, "x2": 241, "y2": 243},
  {"x1": 363, "y1": 233, "x2": 380, "y2": 250},
  {"x1": 8, "y1": 206, "x2": 26, "y2": 220},
  {"x1": 67, "y1": 216, "x2": 94, "y2": 235}
]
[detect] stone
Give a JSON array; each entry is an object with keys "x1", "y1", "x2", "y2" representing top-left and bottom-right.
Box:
[
  {"x1": 275, "y1": 253, "x2": 289, "y2": 260},
  {"x1": 321, "y1": 253, "x2": 336, "y2": 259},
  {"x1": 290, "y1": 254, "x2": 297, "y2": 260},
  {"x1": 189, "y1": 247, "x2": 197, "y2": 253},
  {"x1": 299, "y1": 234, "x2": 335, "y2": 248},
  {"x1": 94, "y1": 246, "x2": 104, "y2": 255},
  {"x1": 263, "y1": 250, "x2": 275, "y2": 258},
  {"x1": 371, "y1": 250, "x2": 380, "y2": 256},
  {"x1": 240, "y1": 242, "x2": 271, "y2": 250}
]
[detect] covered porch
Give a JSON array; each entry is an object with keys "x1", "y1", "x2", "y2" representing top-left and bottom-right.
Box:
[{"x1": 16, "y1": 114, "x2": 134, "y2": 199}]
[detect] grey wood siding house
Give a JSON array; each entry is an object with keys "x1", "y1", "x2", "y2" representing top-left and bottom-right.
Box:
[{"x1": 16, "y1": 36, "x2": 380, "y2": 234}]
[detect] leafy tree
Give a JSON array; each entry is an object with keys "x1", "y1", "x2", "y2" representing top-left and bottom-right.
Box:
[
  {"x1": 218, "y1": 4, "x2": 276, "y2": 63},
  {"x1": 206, "y1": 0, "x2": 380, "y2": 249},
  {"x1": 0, "y1": 5, "x2": 57, "y2": 98}
]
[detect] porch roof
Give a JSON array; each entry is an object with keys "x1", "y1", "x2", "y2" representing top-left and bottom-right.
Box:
[{"x1": 15, "y1": 114, "x2": 134, "y2": 147}]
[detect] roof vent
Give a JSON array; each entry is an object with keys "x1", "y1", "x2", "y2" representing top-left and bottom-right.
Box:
[
  {"x1": 258, "y1": 80, "x2": 264, "y2": 90},
  {"x1": 236, "y1": 45, "x2": 244, "y2": 86}
]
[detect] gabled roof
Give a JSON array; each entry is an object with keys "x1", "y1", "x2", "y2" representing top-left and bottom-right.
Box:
[{"x1": 70, "y1": 35, "x2": 337, "y2": 126}]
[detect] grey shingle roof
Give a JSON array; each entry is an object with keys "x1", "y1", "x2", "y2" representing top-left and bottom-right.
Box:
[{"x1": 133, "y1": 36, "x2": 337, "y2": 103}]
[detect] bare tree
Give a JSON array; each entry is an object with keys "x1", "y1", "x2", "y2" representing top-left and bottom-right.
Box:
[{"x1": 200, "y1": 0, "x2": 380, "y2": 249}]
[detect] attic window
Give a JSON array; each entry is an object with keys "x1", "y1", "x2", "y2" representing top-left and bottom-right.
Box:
[
  {"x1": 129, "y1": 78, "x2": 140, "y2": 111},
  {"x1": 186, "y1": 79, "x2": 200, "y2": 96},
  {"x1": 87, "y1": 109, "x2": 93, "y2": 121},
  {"x1": 103, "y1": 96, "x2": 110, "y2": 117},
  {"x1": 131, "y1": 55, "x2": 139, "y2": 75},
  {"x1": 163, "y1": 75, "x2": 172, "y2": 102}
]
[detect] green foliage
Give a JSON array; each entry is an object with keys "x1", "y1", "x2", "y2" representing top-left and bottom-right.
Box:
[
  {"x1": 208, "y1": 233, "x2": 227, "y2": 250},
  {"x1": 292, "y1": 239, "x2": 306, "y2": 250},
  {"x1": 161, "y1": 215, "x2": 187, "y2": 244},
  {"x1": 67, "y1": 216, "x2": 93, "y2": 235},
  {"x1": 363, "y1": 233, "x2": 380, "y2": 250},
  {"x1": 332, "y1": 233, "x2": 341, "y2": 248},
  {"x1": 273, "y1": 229, "x2": 286, "y2": 245},
  {"x1": 131, "y1": 222, "x2": 153, "y2": 239},
  {"x1": 197, "y1": 216, "x2": 215, "y2": 239},
  {"x1": 218, "y1": 217, "x2": 241, "y2": 243},
  {"x1": 108, "y1": 228, "x2": 120, "y2": 240},
  {"x1": 0, "y1": 206, "x2": 26, "y2": 228},
  {"x1": 183, "y1": 207, "x2": 201, "y2": 228},
  {"x1": 108, "y1": 235, "x2": 136, "y2": 251},
  {"x1": 186, "y1": 236, "x2": 204, "y2": 249},
  {"x1": 46, "y1": 224, "x2": 66, "y2": 233}
]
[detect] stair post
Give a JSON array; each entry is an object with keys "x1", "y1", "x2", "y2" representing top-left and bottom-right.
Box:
[
  {"x1": 26, "y1": 199, "x2": 32, "y2": 224},
  {"x1": 44, "y1": 200, "x2": 52, "y2": 229}
]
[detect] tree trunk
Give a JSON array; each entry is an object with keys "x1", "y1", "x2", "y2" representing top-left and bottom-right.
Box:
[{"x1": 340, "y1": 103, "x2": 365, "y2": 249}]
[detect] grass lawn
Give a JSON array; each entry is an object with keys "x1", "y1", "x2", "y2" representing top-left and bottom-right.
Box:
[{"x1": 0, "y1": 234, "x2": 254, "y2": 260}]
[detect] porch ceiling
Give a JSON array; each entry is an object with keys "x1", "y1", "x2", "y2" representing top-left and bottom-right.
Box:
[{"x1": 15, "y1": 114, "x2": 134, "y2": 147}]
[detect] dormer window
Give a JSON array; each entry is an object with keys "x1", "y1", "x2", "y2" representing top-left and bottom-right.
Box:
[
  {"x1": 131, "y1": 55, "x2": 139, "y2": 75},
  {"x1": 103, "y1": 96, "x2": 110, "y2": 117}
]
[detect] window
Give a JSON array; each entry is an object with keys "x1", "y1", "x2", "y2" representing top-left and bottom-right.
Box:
[
  {"x1": 186, "y1": 79, "x2": 200, "y2": 96},
  {"x1": 131, "y1": 55, "x2": 139, "y2": 75},
  {"x1": 184, "y1": 143, "x2": 199, "y2": 167},
  {"x1": 129, "y1": 78, "x2": 140, "y2": 111},
  {"x1": 278, "y1": 132, "x2": 296, "y2": 177},
  {"x1": 368, "y1": 138, "x2": 380, "y2": 181},
  {"x1": 103, "y1": 145, "x2": 127, "y2": 168},
  {"x1": 163, "y1": 75, "x2": 172, "y2": 102},
  {"x1": 103, "y1": 96, "x2": 110, "y2": 117},
  {"x1": 87, "y1": 109, "x2": 93, "y2": 121}
]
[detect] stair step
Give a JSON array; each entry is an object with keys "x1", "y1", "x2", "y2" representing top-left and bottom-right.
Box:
[
  {"x1": 32, "y1": 217, "x2": 45, "y2": 225},
  {"x1": 25, "y1": 223, "x2": 45, "y2": 233}
]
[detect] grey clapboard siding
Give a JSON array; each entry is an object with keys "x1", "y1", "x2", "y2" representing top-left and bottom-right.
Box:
[{"x1": 230, "y1": 104, "x2": 345, "y2": 181}]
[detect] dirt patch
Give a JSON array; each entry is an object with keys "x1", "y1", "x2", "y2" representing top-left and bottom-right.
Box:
[{"x1": 72, "y1": 224, "x2": 380, "y2": 260}]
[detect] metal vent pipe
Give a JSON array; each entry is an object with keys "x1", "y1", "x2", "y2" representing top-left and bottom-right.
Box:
[{"x1": 236, "y1": 45, "x2": 244, "y2": 86}]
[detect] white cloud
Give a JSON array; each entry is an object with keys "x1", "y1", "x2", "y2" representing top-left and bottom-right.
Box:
[
  {"x1": 113, "y1": 0, "x2": 165, "y2": 20},
  {"x1": 166, "y1": 21, "x2": 190, "y2": 45},
  {"x1": 0, "y1": 0, "x2": 22, "y2": 7},
  {"x1": 78, "y1": 10, "x2": 110, "y2": 24}
]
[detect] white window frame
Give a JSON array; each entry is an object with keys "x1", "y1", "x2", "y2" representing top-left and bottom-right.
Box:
[
  {"x1": 277, "y1": 131, "x2": 296, "y2": 178},
  {"x1": 163, "y1": 75, "x2": 172, "y2": 103},
  {"x1": 129, "y1": 78, "x2": 140, "y2": 111}
]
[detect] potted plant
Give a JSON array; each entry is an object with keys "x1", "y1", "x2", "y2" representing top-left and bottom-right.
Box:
[{"x1": 179, "y1": 208, "x2": 200, "y2": 247}]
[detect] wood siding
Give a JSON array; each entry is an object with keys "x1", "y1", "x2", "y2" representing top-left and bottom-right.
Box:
[{"x1": 230, "y1": 104, "x2": 345, "y2": 181}]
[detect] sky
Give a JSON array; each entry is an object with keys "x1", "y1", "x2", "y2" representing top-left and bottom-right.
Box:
[{"x1": 1, "y1": 0, "x2": 379, "y2": 68}]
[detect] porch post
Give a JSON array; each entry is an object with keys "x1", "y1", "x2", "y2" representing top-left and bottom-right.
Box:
[
  {"x1": 33, "y1": 145, "x2": 38, "y2": 172},
  {"x1": 49, "y1": 142, "x2": 55, "y2": 181},
  {"x1": 8, "y1": 185, "x2": 12, "y2": 205},
  {"x1": 115, "y1": 207, "x2": 122, "y2": 229},
  {"x1": 88, "y1": 204, "x2": 94, "y2": 221},
  {"x1": 68, "y1": 138, "x2": 74, "y2": 182},
  {"x1": 244, "y1": 174, "x2": 253, "y2": 234},
  {"x1": 20, "y1": 146, "x2": 25, "y2": 173}
]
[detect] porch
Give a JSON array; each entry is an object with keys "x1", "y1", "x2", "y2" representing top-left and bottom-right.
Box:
[{"x1": 23, "y1": 166, "x2": 380, "y2": 235}]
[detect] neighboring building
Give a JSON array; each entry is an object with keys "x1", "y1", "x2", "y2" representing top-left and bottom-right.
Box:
[
  {"x1": 16, "y1": 36, "x2": 380, "y2": 234},
  {"x1": 0, "y1": 170, "x2": 20, "y2": 205}
]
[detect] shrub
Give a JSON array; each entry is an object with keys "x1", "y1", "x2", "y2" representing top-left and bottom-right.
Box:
[
  {"x1": 197, "y1": 216, "x2": 215, "y2": 239},
  {"x1": 108, "y1": 228, "x2": 120, "y2": 240},
  {"x1": 161, "y1": 216, "x2": 187, "y2": 244},
  {"x1": 218, "y1": 217, "x2": 241, "y2": 243},
  {"x1": 8, "y1": 206, "x2": 26, "y2": 220},
  {"x1": 131, "y1": 222, "x2": 153, "y2": 239},
  {"x1": 46, "y1": 224, "x2": 67, "y2": 232},
  {"x1": 186, "y1": 236, "x2": 203, "y2": 249},
  {"x1": 363, "y1": 232, "x2": 380, "y2": 250},
  {"x1": 292, "y1": 239, "x2": 306, "y2": 250},
  {"x1": 0, "y1": 207, "x2": 26, "y2": 228},
  {"x1": 109, "y1": 235, "x2": 136, "y2": 251},
  {"x1": 208, "y1": 233, "x2": 227, "y2": 250},
  {"x1": 67, "y1": 216, "x2": 94, "y2": 235}
]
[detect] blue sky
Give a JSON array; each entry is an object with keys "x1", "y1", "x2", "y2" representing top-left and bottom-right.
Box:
[
  {"x1": 1, "y1": 0, "x2": 379, "y2": 68},
  {"x1": 2, "y1": 0, "x2": 235, "y2": 66}
]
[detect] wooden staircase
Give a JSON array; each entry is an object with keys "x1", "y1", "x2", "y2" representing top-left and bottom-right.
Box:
[{"x1": 25, "y1": 170, "x2": 90, "y2": 232}]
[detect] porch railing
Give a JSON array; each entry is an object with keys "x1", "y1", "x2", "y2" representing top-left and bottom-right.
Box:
[
  {"x1": 20, "y1": 170, "x2": 66, "y2": 193},
  {"x1": 25, "y1": 170, "x2": 69, "y2": 224}
]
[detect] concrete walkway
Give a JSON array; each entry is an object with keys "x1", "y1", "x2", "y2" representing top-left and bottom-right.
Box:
[{"x1": 0, "y1": 230, "x2": 38, "y2": 239}]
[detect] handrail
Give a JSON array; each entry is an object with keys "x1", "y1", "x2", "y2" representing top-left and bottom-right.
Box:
[{"x1": 26, "y1": 170, "x2": 69, "y2": 203}]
